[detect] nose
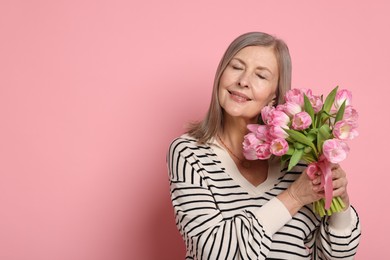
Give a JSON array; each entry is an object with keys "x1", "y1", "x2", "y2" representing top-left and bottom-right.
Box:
[{"x1": 238, "y1": 72, "x2": 250, "y2": 88}]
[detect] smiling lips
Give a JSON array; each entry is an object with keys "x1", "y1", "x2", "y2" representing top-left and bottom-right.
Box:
[{"x1": 228, "y1": 90, "x2": 251, "y2": 102}]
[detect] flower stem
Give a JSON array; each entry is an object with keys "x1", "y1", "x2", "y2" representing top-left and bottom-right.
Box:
[{"x1": 312, "y1": 196, "x2": 346, "y2": 217}]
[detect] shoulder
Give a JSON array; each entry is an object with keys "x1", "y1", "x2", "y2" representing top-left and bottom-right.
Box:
[
  {"x1": 169, "y1": 134, "x2": 197, "y2": 148},
  {"x1": 168, "y1": 134, "x2": 212, "y2": 157},
  {"x1": 167, "y1": 134, "x2": 220, "y2": 170},
  {"x1": 167, "y1": 134, "x2": 219, "y2": 183}
]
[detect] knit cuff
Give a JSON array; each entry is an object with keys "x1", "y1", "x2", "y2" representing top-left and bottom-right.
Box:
[
  {"x1": 254, "y1": 197, "x2": 292, "y2": 236},
  {"x1": 328, "y1": 205, "x2": 356, "y2": 231}
]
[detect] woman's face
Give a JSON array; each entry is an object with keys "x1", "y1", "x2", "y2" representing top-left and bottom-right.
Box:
[{"x1": 218, "y1": 45, "x2": 279, "y2": 122}]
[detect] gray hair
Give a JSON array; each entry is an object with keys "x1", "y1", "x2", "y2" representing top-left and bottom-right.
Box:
[{"x1": 187, "y1": 32, "x2": 292, "y2": 143}]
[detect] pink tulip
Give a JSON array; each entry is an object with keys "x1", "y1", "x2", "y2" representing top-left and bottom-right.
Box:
[
  {"x1": 308, "y1": 94, "x2": 323, "y2": 113},
  {"x1": 323, "y1": 139, "x2": 350, "y2": 163},
  {"x1": 296, "y1": 88, "x2": 323, "y2": 113},
  {"x1": 261, "y1": 105, "x2": 275, "y2": 125},
  {"x1": 284, "y1": 101, "x2": 302, "y2": 116},
  {"x1": 301, "y1": 88, "x2": 313, "y2": 97},
  {"x1": 335, "y1": 89, "x2": 352, "y2": 109},
  {"x1": 270, "y1": 138, "x2": 289, "y2": 156},
  {"x1": 247, "y1": 124, "x2": 258, "y2": 133},
  {"x1": 292, "y1": 111, "x2": 312, "y2": 130},
  {"x1": 285, "y1": 88, "x2": 304, "y2": 106},
  {"x1": 269, "y1": 125, "x2": 289, "y2": 139},
  {"x1": 255, "y1": 143, "x2": 272, "y2": 160},
  {"x1": 268, "y1": 110, "x2": 290, "y2": 127},
  {"x1": 243, "y1": 133, "x2": 262, "y2": 160},
  {"x1": 255, "y1": 125, "x2": 270, "y2": 141},
  {"x1": 247, "y1": 124, "x2": 270, "y2": 142},
  {"x1": 343, "y1": 105, "x2": 359, "y2": 127},
  {"x1": 275, "y1": 104, "x2": 285, "y2": 111},
  {"x1": 333, "y1": 120, "x2": 359, "y2": 140}
]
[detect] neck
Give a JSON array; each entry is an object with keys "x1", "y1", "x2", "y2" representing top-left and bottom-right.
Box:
[
  {"x1": 218, "y1": 114, "x2": 267, "y2": 180},
  {"x1": 221, "y1": 115, "x2": 256, "y2": 151}
]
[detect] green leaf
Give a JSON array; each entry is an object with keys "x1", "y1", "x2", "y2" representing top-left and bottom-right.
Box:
[
  {"x1": 281, "y1": 154, "x2": 291, "y2": 164},
  {"x1": 288, "y1": 148, "x2": 304, "y2": 171},
  {"x1": 322, "y1": 110, "x2": 333, "y2": 117},
  {"x1": 317, "y1": 124, "x2": 332, "y2": 154},
  {"x1": 293, "y1": 142, "x2": 305, "y2": 149},
  {"x1": 313, "y1": 110, "x2": 322, "y2": 129},
  {"x1": 334, "y1": 100, "x2": 346, "y2": 123},
  {"x1": 323, "y1": 86, "x2": 339, "y2": 113},
  {"x1": 308, "y1": 128, "x2": 318, "y2": 136},
  {"x1": 319, "y1": 110, "x2": 333, "y2": 127},
  {"x1": 284, "y1": 129, "x2": 318, "y2": 155},
  {"x1": 304, "y1": 94, "x2": 315, "y2": 125},
  {"x1": 286, "y1": 146, "x2": 295, "y2": 156},
  {"x1": 307, "y1": 132, "x2": 317, "y2": 142},
  {"x1": 318, "y1": 124, "x2": 332, "y2": 138},
  {"x1": 304, "y1": 146, "x2": 312, "y2": 154},
  {"x1": 302, "y1": 153, "x2": 316, "y2": 163}
]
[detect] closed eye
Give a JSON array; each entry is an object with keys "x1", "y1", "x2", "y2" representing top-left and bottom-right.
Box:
[
  {"x1": 229, "y1": 59, "x2": 244, "y2": 70},
  {"x1": 232, "y1": 65, "x2": 243, "y2": 70},
  {"x1": 257, "y1": 74, "x2": 266, "y2": 80}
]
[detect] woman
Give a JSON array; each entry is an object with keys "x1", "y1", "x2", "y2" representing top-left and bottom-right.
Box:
[{"x1": 167, "y1": 32, "x2": 361, "y2": 259}]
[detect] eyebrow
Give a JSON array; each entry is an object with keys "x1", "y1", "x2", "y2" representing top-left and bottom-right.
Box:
[{"x1": 232, "y1": 58, "x2": 273, "y2": 75}]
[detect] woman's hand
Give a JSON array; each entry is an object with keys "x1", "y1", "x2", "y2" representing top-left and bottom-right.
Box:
[
  {"x1": 330, "y1": 164, "x2": 350, "y2": 208},
  {"x1": 310, "y1": 164, "x2": 350, "y2": 208},
  {"x1": 278, "y1": 164, "x2": 350, "y2": 216}
]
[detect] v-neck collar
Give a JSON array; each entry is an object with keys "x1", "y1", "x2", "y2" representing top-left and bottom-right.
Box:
[{"x1": 210, "y1": 137, "x2": 283, "y2": 196}]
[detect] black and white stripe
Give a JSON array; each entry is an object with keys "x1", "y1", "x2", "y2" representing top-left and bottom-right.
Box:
[{"x1": 167, "y1": 136, "x2": 361, "y2": 259}]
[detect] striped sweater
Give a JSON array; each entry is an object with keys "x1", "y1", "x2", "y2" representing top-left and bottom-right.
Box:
[{"x1": 167, "y1": 135, "x2": 361, "y2": 260}]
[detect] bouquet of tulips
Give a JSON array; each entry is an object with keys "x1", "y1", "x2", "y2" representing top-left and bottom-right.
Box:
[{"x1": 243, "y1": 86, "x2": 358, "y2": 217}]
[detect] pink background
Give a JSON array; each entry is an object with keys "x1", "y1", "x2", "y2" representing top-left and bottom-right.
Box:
[{"x1": 1, "y1": 1, "x2": 389, "y2": 259}]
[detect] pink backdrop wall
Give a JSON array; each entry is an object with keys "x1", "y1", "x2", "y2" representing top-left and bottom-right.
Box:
[{"x1": 1, "y1": 1, "x2": 389, "y2": 259}]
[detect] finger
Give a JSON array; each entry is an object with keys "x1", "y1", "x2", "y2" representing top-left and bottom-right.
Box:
[
  {"x1": 312, "y1": 176, "x2": 321, "y2": 185},
  {"x1": 332, "y1": 167, "x2": 346, "y2": 180},
  {"x1": 332, "y1": 179, "x2": 345, "y2": 189},
  {"x1": 315, "y1": 190, "x2": 325, "y2": 198},
  {"x1": 312, "y1": 182, "x2": 324, "y2": 192},
  {"x1": 331, "y1": 164, "x2": 340, "y2": 170},
  {"x1": 333, "y1": 185, "x2": 348, "y2": 198}
]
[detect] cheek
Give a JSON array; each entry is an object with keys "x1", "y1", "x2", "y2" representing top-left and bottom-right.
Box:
[
  {"x1": 217, "y1": 83, "x2": 227, "y2": 104},
  {"x1": 219, "y1": 74, "x2": 229, "y2": 89},
  {"x1": 253, "y1": 88, "x2": 275, "y2": 103},
  {"x1": 217, "y1": 85, "x2": 223, "y2": 100},
  {"x1": 219, "y1": 69, "x2": 238, "y2": 87},
  {"x1": 218, "y1": 74, "x2": 230, "y2": 99}
]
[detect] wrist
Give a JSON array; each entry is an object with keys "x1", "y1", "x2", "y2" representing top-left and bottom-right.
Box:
[
  {"x1": 277, "y1": 189, "x2": 303, "y2": 216},
  {"x1": 287, "y1": 188, "x2": 305, "y2": 207}
]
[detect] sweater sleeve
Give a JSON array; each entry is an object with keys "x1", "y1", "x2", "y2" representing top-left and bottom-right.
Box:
[
  {"x1": 254, "y1": 197, "x2": 292, "y2": 236},
  {"x1": 315, "y1": 205, "x2": 361, "y2": 259},
  {"x1": 167, "y1": 138, "x2": 290, "y2": 260}
]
